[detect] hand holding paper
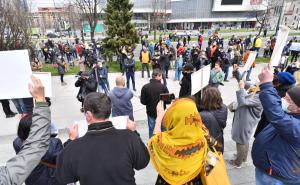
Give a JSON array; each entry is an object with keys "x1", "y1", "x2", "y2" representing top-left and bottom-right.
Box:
[{"x1": 28, "y1": 75, "x2": 45, "y2": 102}]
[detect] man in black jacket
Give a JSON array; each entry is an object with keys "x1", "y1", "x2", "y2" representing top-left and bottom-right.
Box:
[
  {"x1": 56, "y1": 92, "x2": 149, "y2": 185},
  {"x1": 141, "y1": 69, "x2": 169, "y2": 138},
  {"x1": 124, "y1": 53, "x2": 136, "y2": 91},
  {"x1": 75, "y1": 72, "x2": 98, "y2": 112}
]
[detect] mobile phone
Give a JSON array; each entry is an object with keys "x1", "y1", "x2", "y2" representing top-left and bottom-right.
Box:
[{"x1": 159, "y1": 93, "x2": 175, "y2": 102}]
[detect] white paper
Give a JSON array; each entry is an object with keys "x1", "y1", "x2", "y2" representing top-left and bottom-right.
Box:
[
  {"x1": 289, "y1": 42, "x2": 300, "y2": 51},
  {"x1": 270, "y1": 26, "x2": 290, "y2": 67},
  {"x1": 0, "y1": 50, "x2": 32, "y2": 99},
  {"x1": 111, "y1": 116, "x2": 128, "y2": 130},
  {"x1": 76, "y1": 120, "x2": 88, "y2": 138},
  {"x1": 32, "y1": 72, "x2": 52, "y2": 97},
  {"x1": 241, "y1": 51, "x2": 257, "y2": 72},
  {"x1": 191, "y1": 65, "x2": 211, "y2": 95},
  {"x1": 0, "y1": 50, "x2": 53, "y2": 99},
  {"x1": 76, "y1": 116, "x2": 128, "y2": 138}
]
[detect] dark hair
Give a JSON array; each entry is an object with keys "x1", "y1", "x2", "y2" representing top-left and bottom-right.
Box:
[
  {"x1": 152, "y1": 68, "x2": 163, "y2": 79},
  {"x1": 83, "y1": 92, "x2": 111, "y2": 119},
  {"x1": 200, "y1": 87, "x2": 223, "y2": 110},
  {"x1": 17, "y1": 114, "x2": 33, "y2": 141}
]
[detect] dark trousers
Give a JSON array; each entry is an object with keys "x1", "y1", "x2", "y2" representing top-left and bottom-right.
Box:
[
  {"x1": 60, "y1": 74, "x2": 64, "y2": 83},
  {"x1": 126, "y1": 71, "x2": 135, "y2": 90},
  {"x1": 165, "y1": 65, "x2": 169, "y2": 78},
  {"x1": 0, "y1": 100, "x2": 14, "y2": 116},
  {"x1": 291, "y1": 51, "x2": 299, "y2": 62},
  {"x1": 142, "y1": 63, "x2": 150, "y2": 78},
  {"x1": 222, "y1": 66, "x2": 229, "y2": 81}
]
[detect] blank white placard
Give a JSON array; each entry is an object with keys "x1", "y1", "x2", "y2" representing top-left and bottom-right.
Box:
[
  {"x1": 270, "y1": 26, "x2": 290, "y2": 67},
  {"x1": 0, "y1": 50, "x2": 32, "y2": 99},
  {"x1": 191, "y1": 65, "x2": 211, "y2": 95}
]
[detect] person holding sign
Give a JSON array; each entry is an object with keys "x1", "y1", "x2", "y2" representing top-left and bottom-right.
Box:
[
  {"x1": 55, "y1": 92, "x2": 149, "y2": 185},
  {"x1": 252, "y1": 65, "x2": 300, "y2": 184},
  {"x1": 0, "y1": 76, "x2": 51, "y2": 185}
]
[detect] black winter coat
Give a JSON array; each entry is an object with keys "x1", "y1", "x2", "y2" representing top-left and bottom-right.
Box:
[
  {"x1": 13, "y1": 137, "x2": 64, "y2": 185},
  {"x1": 75, "y1": 77, "x2": 98, "y2": 102},
  {"x1": 200, "y1": 105, "x2": 228, "y2": 153},
  {"x1": 141, "y1": 79, "x2": 169, "y2": 118},
  {"x1": 179, "y1": 73, "x2": 192, "y2": 98}
]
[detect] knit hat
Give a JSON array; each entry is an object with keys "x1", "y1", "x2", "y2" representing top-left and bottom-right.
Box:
[
  {"x1": 50, "y1": 122, "x2": 58, "y2": 135},
  {"x1": 277, "y1": 72, "x2": 296, "y2": 85},
  {"x1": 287, "y1": 85, "x2": 300, "y2": 108}
]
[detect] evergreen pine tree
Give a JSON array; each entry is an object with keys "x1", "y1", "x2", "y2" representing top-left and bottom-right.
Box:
[{"x1": 103, "y1": 0, "x2": 139, "y2": 61}]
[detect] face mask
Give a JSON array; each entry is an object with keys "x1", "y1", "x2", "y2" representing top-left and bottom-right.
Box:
[{"x1": 281, "y1": 98, "x2": 290, "y2": 113}]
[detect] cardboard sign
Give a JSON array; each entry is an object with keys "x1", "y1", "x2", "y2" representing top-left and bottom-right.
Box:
[
  {"x1": 241, "y1": 51, "x2": 257, "y2": 72},
  {"x1": 270, "y1": 26, "x2": 290, "y2": 67},
  {"x1": 191, "y1": 65, "x2": 211, "y2": 95},
  {"x1": 0, "y1": 50, "x2": 52, "y2": 99}
]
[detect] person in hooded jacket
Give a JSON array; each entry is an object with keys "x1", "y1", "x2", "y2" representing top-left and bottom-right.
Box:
[
  {"x1": 109, "y1": 76, "x2": 134, "y2": 121},
  {"x1": 230, "y1": 81, "x2": 263, "y2": 168},
  {"x1": 179, "y1": 63, "x2": 194, "y2": 98},
  {"x1": 195, "y1": 86, "x2": 228, "y2": 153},
  {"x1": 13, "y1": 116, "x2": 63, "y2": 185}
]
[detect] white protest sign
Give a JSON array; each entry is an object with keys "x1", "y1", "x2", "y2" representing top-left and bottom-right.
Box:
[
  {"x1": 191, "y1": 65, "x2": 211, "y2": 95},
  {"x1": 290, "y1": 42, "x2": 300, "y2": 51},
  {"x1": 270, "y1": 26, "x2": 290, "y2": 67},
  {"x1": 32, "y1": 72, "x2": 52, "y2": 97},
  {"x1": 76, "y1": 116, "x2": 128, "y2": 138},
  {"x1": 0, "y1": 50, "x2": 53, "y2": 99},
  {"x1": 241, "y1": 51, "x2": 257, "y2": 72},
  {"x1": 0, "y1": 50, "x2": 32, "y2": 99}
]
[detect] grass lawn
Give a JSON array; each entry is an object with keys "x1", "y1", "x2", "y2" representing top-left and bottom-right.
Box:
[
  {"x1": 42, "y1": 57, "x2": 273, "y2": 76},
  {"x1": 42, "y1": 61, "x2": 143, "y2": 76}
]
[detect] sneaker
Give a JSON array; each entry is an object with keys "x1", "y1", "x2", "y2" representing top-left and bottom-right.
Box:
[
  {"x1": 228, "y1": 160, "x2": 242, "y2": 169},
  {"x1": 6, "y1": 113, "x2": 17, "y2": 118},
  {"x1": 133, "y1": 88, "x2": 137, "y2": 92},
  {"x1": 61, "y1": 82, "x2": 67, "y2": 86}
]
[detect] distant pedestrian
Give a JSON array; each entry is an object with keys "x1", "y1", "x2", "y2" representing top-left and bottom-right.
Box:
[
  {"x1": 263, "y1": 29, "x2": 267, "y2": 38},
  {"x1": 139, "y1": 46, "x2": 151, "y2": 78},
  {"x1": 124, "y1": 52, "x2": 136, "y2": 91}
]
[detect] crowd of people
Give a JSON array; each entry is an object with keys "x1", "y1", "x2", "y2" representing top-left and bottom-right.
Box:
[{"x1": 1, "y1": 30, "x2": 300, "y2": 185}]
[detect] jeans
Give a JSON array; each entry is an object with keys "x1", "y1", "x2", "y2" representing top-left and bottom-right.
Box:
[
  {"x1": 126, "y1": 71, "x2": 136, "y2": 90},
  {"x1": 142, "y1": 63, "x2": 150, "y2": 78},
  {"x1": 12, "y1": 98, "x2": 33, "y2": 114},
  {"x1": 147, "y1": 115, "x2": 156, "y2": 138},
  {"x1": 174, "y1": 68, "x2": 181, "y2": 81},
  {"x1": 255, "y1": 168, "x2": 299, "y2": 185},
  {"x1": 222, "y1": 66, "x2": 229, "y2": 81}
]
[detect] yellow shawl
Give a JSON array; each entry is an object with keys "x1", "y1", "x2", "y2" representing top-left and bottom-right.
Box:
[{"x1": 148, "y1": 98, "x2": 208, "y2": 185}]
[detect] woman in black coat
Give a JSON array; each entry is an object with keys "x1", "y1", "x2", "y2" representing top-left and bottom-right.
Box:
[
  {"x1": 13, "y1": 115, "x2": 64, "y2": 185},
  {"x1": 194, "y1": 86, "x2": 228, "y2": 153}
]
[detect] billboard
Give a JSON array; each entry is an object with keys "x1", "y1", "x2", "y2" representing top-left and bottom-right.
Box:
[{"x1": 221, "y1": 0, "x2": 243, "y2": 5}]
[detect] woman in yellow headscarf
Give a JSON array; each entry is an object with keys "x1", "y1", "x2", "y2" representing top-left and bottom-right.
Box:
[{"x1": 148, "y1": 98, "x2": 208, "y2": 185}]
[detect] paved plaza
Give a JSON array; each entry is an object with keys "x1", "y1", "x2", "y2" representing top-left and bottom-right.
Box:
[{"x1": 0, "y1": 64, "x2": 267, "y2": 185}]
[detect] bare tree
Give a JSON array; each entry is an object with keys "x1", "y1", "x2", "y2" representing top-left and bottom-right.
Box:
[
  {"x1": 151, "y1": 0, "x2": 170, "y2": 40},
  {"x1": 71, "y1": 0, "x2": 105, "y2": 41},
  {"x1": 253, "y1": 0, "x2": 283, "y2": 36},
  {"x1": 0, "y1": 0, "x2": 32, "y2": 51}
]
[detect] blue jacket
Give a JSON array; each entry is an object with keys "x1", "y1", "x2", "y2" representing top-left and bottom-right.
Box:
[
  {"x1": 252, "y1": 82, "x2": 300, "y2": 183},
  {"x1": 109, "y1": 87, "x2": 134, "y2": 120}
]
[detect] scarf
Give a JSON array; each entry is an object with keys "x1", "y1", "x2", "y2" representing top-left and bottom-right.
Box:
[{"x1": 148, "y1": 98, "x2": 208, "y2": 185}]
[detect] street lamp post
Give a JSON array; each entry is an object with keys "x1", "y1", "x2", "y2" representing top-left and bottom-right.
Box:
[{"x1": 275, "y1": 0, "x2": 285, "y2": 35}]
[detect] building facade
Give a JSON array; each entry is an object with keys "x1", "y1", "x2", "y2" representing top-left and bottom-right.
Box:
[{"x1": 132, "y1": 0, "x2": 267, "y2": 30}]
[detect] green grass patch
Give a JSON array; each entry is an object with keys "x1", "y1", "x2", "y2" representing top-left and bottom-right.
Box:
[
  {"x1": 42, "y1": 61, "x2": 143, "y2": 75},
  {"x1": 256, "y1": 57, "x2": 270, "y2": 64}
]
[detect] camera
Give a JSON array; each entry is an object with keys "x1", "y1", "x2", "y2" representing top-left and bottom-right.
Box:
[{"x1": 160, "y1": 93, "x2": 175, "y2": 102}]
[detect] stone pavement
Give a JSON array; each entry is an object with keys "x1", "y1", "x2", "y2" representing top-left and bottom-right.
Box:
[{"x1": 0, "y1": 64, "x2": 267, "y2": 184}]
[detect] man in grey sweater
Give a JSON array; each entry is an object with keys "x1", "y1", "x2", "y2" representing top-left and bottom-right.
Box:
[{"x1": 0, "y1": 76, "x2": 50, "y2": 185}]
